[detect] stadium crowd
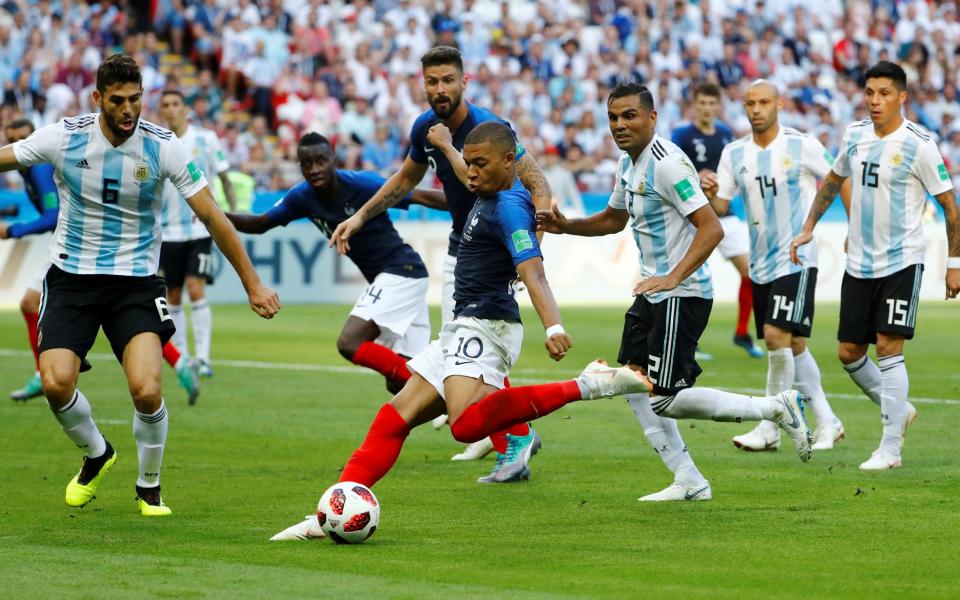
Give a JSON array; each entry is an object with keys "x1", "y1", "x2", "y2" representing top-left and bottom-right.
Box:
[{"x1": 3, "y1": 0, "x2": 960, "y2": 202}]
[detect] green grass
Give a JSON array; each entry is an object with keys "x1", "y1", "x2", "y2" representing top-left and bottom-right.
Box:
[{"x1": 1, "y1": 302, "x2": 958, "y2": 599}]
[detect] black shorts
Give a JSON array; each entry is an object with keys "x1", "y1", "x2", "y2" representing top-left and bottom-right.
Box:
[
  {"x1": 617, "y1": 295, "x2": 712, "y2": 396},
  {"x1": 838, "y1": 264, "x2": 923, "y2": 345},
  {"x1": 752, "y1": 268, "x2": 818, "y2": 339},
  {"x1": 159, "y1": 238, "x2": 214, "y2": 288},
  {"x1": 38, "y1": 265, "x2": 176, "y2": 368}
]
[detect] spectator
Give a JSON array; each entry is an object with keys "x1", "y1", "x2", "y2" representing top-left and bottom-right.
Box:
[
  {"x1": 541, "y1": 145, "x2": 584, "y2": 216},
  {"x1": 361, "y1": 124, "x2": 402, "y2": 175}
]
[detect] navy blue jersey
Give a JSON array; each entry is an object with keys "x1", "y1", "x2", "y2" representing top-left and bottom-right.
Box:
[
  {"x1": 265, "y1": 170, "x2": 427, "y2": 283},
  {"x1": 408, "y1": 102, "x2": 524, "y2": 256},
  {"x1": 9, "y1": 163, "x2": 59, "y2": 238},
  {"x1": 671, "y1": 122, "x2": 734, "y2": 173},
  {"x1": 453, "y1": 179, "x2": 542, "y2": 322}
]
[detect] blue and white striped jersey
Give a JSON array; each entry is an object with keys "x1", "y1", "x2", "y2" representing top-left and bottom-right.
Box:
[
  {"x1": 12, "y1": 114, "x2": 208, "y2": 276},
  {"x1": 717, "y1": 125, "x2": 834, "y2": 284},
  {"x1": 609, "y1": 134, "x2": 714, "y2": 303},
  {"x1": 161, "y1": 125, "x2": 229, "y2": 242},
  {"x1": 833, "y1": 118, "x2": 953, "y2": 279}
]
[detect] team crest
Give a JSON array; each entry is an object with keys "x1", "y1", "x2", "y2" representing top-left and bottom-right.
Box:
[
  {"x1": 134, "y1": 163, "x2": 150, "y2": 182},
  {"x1": 890, "y1": 152, "x2": 903, "y2": 167},
  {"x1": 637, "y1": 181, "x2": 646, "y2": 194},
  {"x1": 780, "y1": 156, "x2": 792, "y2": 170}
]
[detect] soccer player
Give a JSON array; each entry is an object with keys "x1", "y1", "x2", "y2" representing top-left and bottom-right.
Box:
[
  {"x1": 0, "y1": 54, "x2": 280, "y2": 515},
  {"x1": 330, "y1": 46, "x2": 553, "y2": 465},
  {"x1": 271, "y1": 122, "x2": 648, "y2": 540},
  {"x1": 226, "y1": 133, "x2": 445, "y2": 393},
  {"x1": 157, "y1": 89, "x2": 236, "y2": 381},
  {"x1": 673, "y1": 82, "x2": 763, "y2": 359},
  {"x1": 712, "y1": 81, "x2": 847, "y2": 452},
  {"x1": 538, "y1": 83, "x2": 813, "y2": 501},
  {"x1": 792, "y1": 61, "x2": 960, "y2": 470}
]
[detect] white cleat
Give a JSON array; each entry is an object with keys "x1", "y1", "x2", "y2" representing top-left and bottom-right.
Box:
[
  {"x1": 772, "y1": 391, "x2": 813, "y2": 462},
  {"x1": 859, "y1": 449, "x2": 902, "y2": 471},
  {"x1": 269, "y1": 514, "x2": 325, "y2": 541},
  {"x1": 638, "y1": 481, "x2": 712, "y2": 502},
  {"x1": 431, "y1": 414, "x2": 449, "y2": 429},
  {"x1": 451, "y1": 436, "x2": 495, "y2": 461},
  {"x1": 901, "y1": 402, "x2": 918, "y2": 450},
  {"x1": 812, "y1": 420, "x2": 845, "y2": 451},
  {"x1": 732, "y1": 422, "x2": 781, "y2": 451},
  {"x1": 576, "y1": 360, "x2": 651, "y2": 400}
]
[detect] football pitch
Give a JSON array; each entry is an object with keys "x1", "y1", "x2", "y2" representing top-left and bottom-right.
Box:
[{"x1": 1, "y1": 302, "x2": 958, "y2": 599}]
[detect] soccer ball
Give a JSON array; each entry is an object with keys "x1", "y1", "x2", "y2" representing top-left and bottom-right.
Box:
[{"x1": 317, "y1": 482, "x2": 380, "y2": 544}]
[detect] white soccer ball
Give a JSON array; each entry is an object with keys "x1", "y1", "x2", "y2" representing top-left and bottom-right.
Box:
[{"x1": 317, "y1": 482, "x2": 380, "y2": 544}]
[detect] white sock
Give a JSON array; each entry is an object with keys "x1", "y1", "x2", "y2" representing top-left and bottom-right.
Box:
[
  {"x1": 878, "y1": 355, "x2": 907, "y2": 457},
  {"x1": 50, "y1": 390, "x2": 106, "y2": 458},
  {"x1": 190, "y1": 299, "x2": 212, "y2": 363},
  {"x1": 133, "y1": 400, "x2": 168, "y2": 488},
  {"x1": 169, "y1": 303, "x2": 189, "y2": 358},
  {"x1": 653, "y1": 387, "x2": 780, "y2": 422},
  {"x1": 627, "y1": 394, "x2": 706, "y2": 488},
  {"x1": 794, "y1": 349, "x2": 837, "y2": 427},
  {"x1": 842, "y1": 355, "x2": 882, "y2": 406},
  {"x1": 759, "y1": 348, "x2": 795, "y2": 434}
]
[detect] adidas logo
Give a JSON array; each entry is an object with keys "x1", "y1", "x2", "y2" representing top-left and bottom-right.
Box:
[
  {"x1": 75, "y1": 159, "x2": 91, "y2": 169},
  {"x1": 803, "y1": 317, "x2": 811, "y2": 326},
  {"x1": 674, "y1": 378, "x2": 687, "y2": 387}
]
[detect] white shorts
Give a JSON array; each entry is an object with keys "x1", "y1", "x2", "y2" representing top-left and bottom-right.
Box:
[
  {"x1": 349, "y1": 273, "x2": 431, "y2": 357},
  {"x1": 440, "y1": 253, "x2": 457, "y2": 325},
  {"x1": 27, "y1": 260, "x2": 51, "y2": 293},
  {"x1": 718, "y1": 215, "x2": 750, "y2": 259},
  {"x1": 408, "y1": 316, "x2": 523, "y2": 400}
]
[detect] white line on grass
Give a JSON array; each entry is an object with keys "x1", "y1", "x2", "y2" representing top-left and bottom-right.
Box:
[{"x1": 2, "y1": 348, "x2": 956, "y2": 406}]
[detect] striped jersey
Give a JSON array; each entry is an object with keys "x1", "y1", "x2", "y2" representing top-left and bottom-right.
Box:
[
  {"x1": 161, "y1": 124, "x2": 229, "y2": 242},
  {"x1": 609, "y1": 134, "x2": 714, "y2": 303},
  {"x1": 834, "y1": 118, "x2": 953, "y2": 279},
  {"x1": 717, "y1": 125, "x2": 834, "y2": 284},
  {"x1": 12, "y1": 114, "x2": 208, "y2": 276}
]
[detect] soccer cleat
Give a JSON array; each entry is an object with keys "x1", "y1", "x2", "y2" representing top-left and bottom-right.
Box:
[
  {"x1": 270, "y1": 514, "x2": 326, "y2": 540},
  {"x1": 476, "y1": 453, "x2": 507, "y2": 483},
  {"x1": 10, "y1": 372, "x2": 43, "y2": 401},
  {"x1": 576, "y1": 360, "x2": 651, "y2": 400},
  {"x1": 732, "y1": 423, "x2": 781, "y2": 451},
  {"x1": 478, "y1": 429, "x2": 541, "y2": 483},
  {"x1": 859, "y1": 449, "x2": 902, "y2": 471},
  {"x1": 638, "y1": 481, "x2": 712, "y2": 502},
  {"x1": 901, "y1": 402, "x2": 918, "y2": 450},
  {"x1": 733, "y1": 334, "x2": 764, "y2": 358},
  {"x1": 136, "y1": 485, "x2": 172, "y2": 516},
  {"x1": 451, "y1": 437, "x2": 495, "y2": 461},
  {"x1": 812, "y1": 420, "x2": 845, "y2": 450},
  {"x1": 431, "y1": 414, "x2": 449, "y2": 430},
  {"x1": 197, "y1": 359, "x2": 214, "y2": 378},
  {"x1": 694, "y1": 348, "x2": 714, "y2": 362},
  {"x1": 65, "y1": 441, "x2": 117, "y2": 507},
  {"x1": 175, "y1": 358, "x2": 200, "y2": 405},
  {"x1": 772, "y1": 391, "x2": 813, "y2": 462}
]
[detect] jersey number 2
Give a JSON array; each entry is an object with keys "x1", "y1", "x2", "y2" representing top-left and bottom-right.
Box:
[{"x1": 102, "y1": 178, "x2": 120, "y2": 204}]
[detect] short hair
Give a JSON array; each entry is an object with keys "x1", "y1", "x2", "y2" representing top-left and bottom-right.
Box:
[
  {"x1": 607, "y1": 82, "x2": 655, "y2": 112},
  {"x1": 96, "y1": 53, "x2": 142, "y2": 93},
  {"x1": 6, "y1": 117, "x2": 34, "y2": 133},
  {"x1": 864, "y1": 61, "x2": 908, "y2": 91},
  {"x1": 420, "y1": 45, "x2": 463, "y2": 74},
  {"x1": 160, "y1": 89, "x2": 185, "y2": 102},
  {"x1": 298, "y1": 132, "x2": 331, "y2": 148},
  {"x1": 693, "y1": 81, "x2": 722, "y2": 99},
  {"x1": 464, "y1": 121, "x2": 516, "y2": 155}
]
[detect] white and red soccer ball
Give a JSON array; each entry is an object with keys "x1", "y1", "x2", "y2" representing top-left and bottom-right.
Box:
[{"x1": 317, "y1": 482, "x2": 380, "y2": 544}]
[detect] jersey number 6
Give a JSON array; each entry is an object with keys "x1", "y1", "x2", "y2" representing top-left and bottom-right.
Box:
[{"x1": 102, "y1": 178, "x2": 120, "y2": 204}]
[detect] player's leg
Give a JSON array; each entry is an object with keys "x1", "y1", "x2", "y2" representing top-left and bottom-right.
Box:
[
  {"x1": 160, "y1": 241, "x2": 190, "y2": 357},
  {"x1": 430, "y1": 254, "x2": 459, "y2": 429},
  {"x1": 719, "y1": 216, "x2": 763, "y2": 358},
  {"x1": 186, "y1": 238, "x2": 214, "y2": 377},
  {"x1": 11, "y1": 287, "x2": 44, "y2": 400},
  {"x1": 837, "y1": 272, "x2": 883, "y2": 404},
  {"x1": 793, "y1": 337, "x2": 843, "y2": 450}
]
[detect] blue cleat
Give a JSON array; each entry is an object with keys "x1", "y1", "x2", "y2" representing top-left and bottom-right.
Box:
[
  {"x1": 175, "y1": 359, "x2": 200, "y2": 405},
  {"x1": 733, "y1": 334, "x2": 764, "y2": 358},
  {"x1": 477, "y1": 428, "x2": 541, "y2": 483}
]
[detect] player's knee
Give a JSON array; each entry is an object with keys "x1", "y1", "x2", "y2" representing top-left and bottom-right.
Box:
[
  {"x1": 19, "y1": 294, "x2": 39, "y2": 314},
  {"x1": 386, "y1": 378, "x2": 405, "y2": 395},
  {"x1": 40, "y1": 369, "x2": 74, "y2": 403},
  {"x1": 167, "y1": 288, "x2": 183, "y2": 306},
  {"x1": 837, "y1": 344, "x2": 865, "y2": 365},
  {"x1": 763, "y1": 326, "x2": 791, "y2": 350},
  {"x1": 336, "y1": 334, "x2": 360, "y2": 360},
  {"x1": 128, "y1": 379, "x2": 162, "y2": 409}
]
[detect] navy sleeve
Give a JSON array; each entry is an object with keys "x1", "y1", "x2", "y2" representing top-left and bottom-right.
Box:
[
  {"x1": 264, "y1": 184, "x2": 309, "y2": 226},
  {"x1": 9, "y1": 165, "x2": 59, "y2": 238},
  {"x1": 407, "y1": 115, "x2": 429, "y2": 164},
  {"x1": 495, "y1": 191, "x2": 542, "y2": 267},
  {"x1": 9, "y1": 207, "x2": 58, "y2": 238},
  {"x1": 670, "y1": 126, "x2": 686, "y2": 146}
]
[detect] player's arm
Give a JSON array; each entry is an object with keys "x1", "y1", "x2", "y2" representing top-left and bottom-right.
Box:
[
  {"x1": 0, "y1": 167, "x2": 58, "y2": 239},
  {"x1": 790, "y1": 170, "x2": 847, "y2": 264},
  {"x1": 224, "y1": 211, "x2": 275, "y2": 234},
  {"x1": 426, "y1": 123, "x2": 468, "y2": 187},
  {"x1": 330, "y1": 156, "x2": 428, "y2": 253},
  {"x1": 409, "y1": 188, "x2": 447, "y2": 210},
  {"x1": 516, "y1": 256, "x2": 571, "y2": 361},
  {"x1": 933, "y1": 189, "x2": 960, "y2": 299},
  {"x1": 634, "y1": 205, "x2": 723, "y2": 296},
  {"x1": 516, "y1": 152, "x2": 552, "y2": 214},
  {"x1": 537, "y1": 204, "x2": 628, "y2": 236},
  {"x1": 0, "y1": 145, "x2": 20, "y2": 173},
  {"x1": 219, "y1": 172, "x2": 237, "y2": 211}
]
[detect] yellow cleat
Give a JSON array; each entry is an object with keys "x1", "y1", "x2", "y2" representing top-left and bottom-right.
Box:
[
  {"x1": 136, "y1": 486, "x2": 172, "y2": 516},
  {"x1": 65, "y1": 444, "x2": 117, "y2": 507}
]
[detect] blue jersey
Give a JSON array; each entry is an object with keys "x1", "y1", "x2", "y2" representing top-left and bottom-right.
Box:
[
  {"x1": 9, "y1": 163, "x2": 59, "y2": 238},
  {"x1": 454, "y1": 179, "x2": 542, "y2": 322},
  {"x1": 265, "y1": 170, "x2": 427, "y2": 283},
  {"x1": 408, "y1": 102, "x2": 523, "y2": 256},
  {"x1": 671, "y1": 122, "x2": 734, "y2": 173}
]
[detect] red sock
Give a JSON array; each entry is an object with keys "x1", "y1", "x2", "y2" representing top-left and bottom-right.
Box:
[
  {"x1": 22, "y1": 310, "x2": 40, "y2": 370},
  {"x1": 451, "y1": 381, "x2": 581, "y2": 444},
  {"x1": 339, "y1": 403, "x2": 410, "y2": 487},
  {"x1": 162, "y1": 342, "x2": 181, "y2": 368},
  {"x1": 352, "y1": 342, "x2": 411, "y2": 382},
  {"x1": 736, "y1": 277, "x2": 753, "y2": 337}
]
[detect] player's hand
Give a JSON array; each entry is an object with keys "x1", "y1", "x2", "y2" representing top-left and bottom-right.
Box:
[
  {"x1": 946, "y1": 268, "x2": 960, "y2": 300},
  {"x1": 698, "y1": 169, "x2": 718, "y2": 196},
  {"x1": 633, "y1": 274, "x2": 680, "y2": 297},
  {"x1": 790, "y1": 230, "x2": 814, "y2": 264},
  {"x1": 545, "y1": 332, "x2": 572, "y2": 361},
  {"x1": 536, "y1": 203, "x2": 568, "y2": 234},
  {"x1": 248, "y1": 283, "x2": 281, "y2": 319},
  {"x1": 426, "y1": 123, "x2": 453, "y2": 151},
  {"x1": 330, "y1": 214, "x2": 362, "y2": 254},
  {"x1": 0, "y1": 222, "x2": 9, "y2": 240}
]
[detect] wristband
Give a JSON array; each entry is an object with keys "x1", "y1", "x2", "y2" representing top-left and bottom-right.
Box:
[
  {"x1": 948, "y1": 257, "x2": 960, "y2": 270},
  {"x1": 545, "y1": 324, "x2": 566, "y2": 339}
]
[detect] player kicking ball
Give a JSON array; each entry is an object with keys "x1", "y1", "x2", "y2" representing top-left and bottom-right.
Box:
[
  {"x1": 792, "y1": 62, "x2": 960, "y2": 470},
  {"x1": 271, "y1": 122, "x2": 648, "y2": 540},
  {"x1": 227, "y1": 133, "x2": 445, "y2": 393},
  {"x1": 0, "y1": 54, "x2": 280, "y2": 516},
  {"x1": 538, "y1": 83, "x2": 813, "y2": 502}
]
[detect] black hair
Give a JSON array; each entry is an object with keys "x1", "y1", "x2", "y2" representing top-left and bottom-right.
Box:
[
  {"x1": 864, "y1": 61, "x2": 908, "y2": 91},
  {"x1": 96, "y1": 53, "x2": 142, "y2": 93},
  {"x1": 6, "y1": 118, "x2": 35, "y2": 133},
  {"x1": 298, "y1": 132, "x2": 332, "y2": 148},
  {"x1": 420, "y1": 45, "x2": 464, "y2": 74},
  {"x1": 693, "y1": 81, "x2": 722, "y2": 99},
  {"x1": 160, "y1": 89, "x2": 185, "y2": 102},
  {"x1": 607, "y1": 82, "x2": 655, "y2": 111},
  {"x1": 464, "y1": 121, "x2": 515, "y2": 155}
]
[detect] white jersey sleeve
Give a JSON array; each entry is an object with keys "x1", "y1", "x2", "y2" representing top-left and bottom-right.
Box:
[
  {"x1": 716, "y1": 145, "x2": 738, "y2": 200},
  {"x1": 912, "y1": 138, "x2": 954, "y2": 196},
  {"x1": 608, "y1": 156, "x2": 628, "y2": 210},
  {"x1": 802, "y1": 134, "x2": 834, "y2": 179},
  {"x1": 832, "y1": 127, "x2": 853, "y2": 178},
  {"x1": 205, "y1": 130, "x2": 231, "y2": 175},
  {"x1": 162, "y1": 134, "x2": 209, "y2": 199},
  {"x1": 11, "y1": 122, "x2": 63, "y2": 167},
  {"x1": 655, "y1": 153, "x2": 708, "y2": 217}
]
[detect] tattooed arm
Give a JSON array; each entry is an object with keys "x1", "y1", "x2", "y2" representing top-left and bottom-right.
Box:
[
  {"x1": 933, "y1": 189, "x2": 960, "y2": 299},
  {"x1": 517, "y1": 153, "x2": 553, "y2": 242},
  {"x1": 790, "y1": 170, "x2": 847, "y2": 264}
]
